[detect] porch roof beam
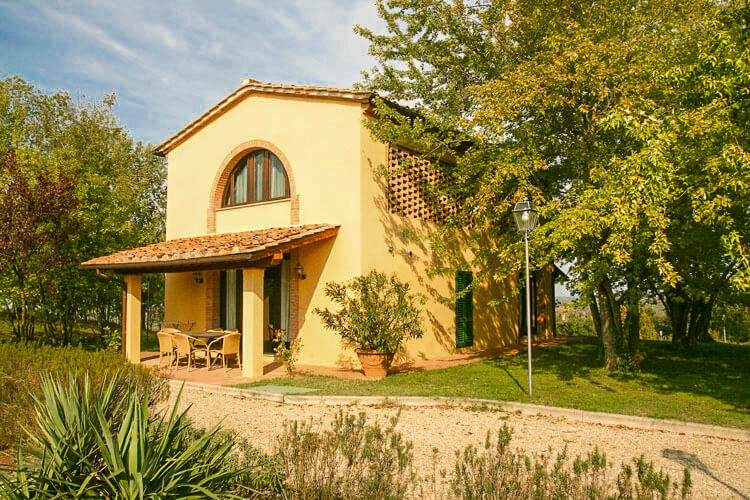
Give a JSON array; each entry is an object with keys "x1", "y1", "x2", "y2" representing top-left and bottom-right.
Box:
[{"x1": 88, "y1": 252, "x2": 283, "y2": 274}]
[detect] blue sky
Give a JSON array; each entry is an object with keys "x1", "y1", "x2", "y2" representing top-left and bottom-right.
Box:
[{"x1": 0, "y1": 0, "x2": 384, "y2": 145}]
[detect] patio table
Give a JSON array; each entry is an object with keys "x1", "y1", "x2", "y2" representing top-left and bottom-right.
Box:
[
  {"x1": 188, "y1": 332, "x2": 226, "y2": 369},
  {"x1": 189, "y1": 331, "x2": 225, "y2": 341},
  {"x1": 165, "y1": 320, "x2": 195, "y2": 331}
]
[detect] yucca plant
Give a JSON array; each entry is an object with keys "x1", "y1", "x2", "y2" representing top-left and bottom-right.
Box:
[{"x1": 0, "y1": 371, "x2": 251, "y2": 499}]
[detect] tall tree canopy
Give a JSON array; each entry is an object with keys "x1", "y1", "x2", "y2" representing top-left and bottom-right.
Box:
[
  {"x1": 0, "y1": 76, "x2": 165, "y2": 345},
  {"x1": 356, "y1": 0, "x2": 749, "y2": 368}
]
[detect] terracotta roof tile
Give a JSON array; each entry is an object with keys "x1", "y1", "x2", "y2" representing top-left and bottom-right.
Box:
[{"x1": 80, "y1": 224, "x2": 339, "y2": 272}]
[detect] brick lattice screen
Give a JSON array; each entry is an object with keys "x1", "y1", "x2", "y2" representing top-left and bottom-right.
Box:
[{"x1": 387, "y1": 145, "x2": 458, "y2": 222}]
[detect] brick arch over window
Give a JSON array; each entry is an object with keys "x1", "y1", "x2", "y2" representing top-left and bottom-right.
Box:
[{"x1": 207, "y1": 140, "x2": 299, "y2": 233}]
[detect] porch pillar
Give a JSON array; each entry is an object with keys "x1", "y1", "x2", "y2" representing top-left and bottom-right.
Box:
[
  {"x1": 123, "y1": 274, "x2": 142, "y2": 363},
  {"x1": 241, "y1": 268, "x2": 264, "y2": 378}
]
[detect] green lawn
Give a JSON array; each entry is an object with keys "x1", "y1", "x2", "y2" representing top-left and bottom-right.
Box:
[{"x1": 237, "y1": 338, "x2": 750, "y2": 429}]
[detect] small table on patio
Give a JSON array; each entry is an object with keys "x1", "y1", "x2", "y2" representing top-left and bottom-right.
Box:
[
  {"x1": 165, "y1": 320, "x2": 195, "y2": 331},
  {"x1": 189, "y1": 331, "x2": 226, "y2": 369}
]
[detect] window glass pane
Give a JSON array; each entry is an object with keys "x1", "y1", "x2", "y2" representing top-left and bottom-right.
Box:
[
  {"x1": 254, "y1": 153, "x2": 264, "y2": 201},
  {"x1": 270, "y1": 154, "x2": 287, "y2": 198},
  {"x1": 233, "y1": 162, "x2": 247, "y2": 204}
]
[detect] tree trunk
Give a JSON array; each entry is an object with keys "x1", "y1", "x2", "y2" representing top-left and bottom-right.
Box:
[
  {"x1": 597, "y1": 283, "x2": 621, "y2": 370},
  {"x1": 589, "y1": 292, "x2": 606, "y2": 360},
  {"x1": 666, "y1": 288, "x2": 690, "y2": 349},
  {"x1": 698, "y1": 300, "x2": 714, "y2": 342},
  {"x1": 666, "y1": 285, "x2": 713, "y2": 350},
  {"x1": 687, "y1": 299, "x2": 713, "y2": 348},
  {"x1": 589, "y1": 292, "x2": 603, "y2": 338},
  {"x1": 624, "y1": 294, "x2": 641, "y2": 356},
  {"x1": 11, "y1": 271, "x2": 35, "y2": 342}
]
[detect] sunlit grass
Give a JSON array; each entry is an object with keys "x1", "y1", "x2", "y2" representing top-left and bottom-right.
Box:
[{"x1": 237, "y1": 338, "x2": 750, "y2": 429}]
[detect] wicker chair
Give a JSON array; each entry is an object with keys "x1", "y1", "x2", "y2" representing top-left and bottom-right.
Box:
[
  {"x1": 207, "y1": 332, "x2": 242, "y2": 371},
  {"x1": 156, "y1": 329, "x2": 180, "y2": 366}
]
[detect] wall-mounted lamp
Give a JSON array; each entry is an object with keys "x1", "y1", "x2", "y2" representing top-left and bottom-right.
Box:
[
  {"x1": 295, "y1": 263, "x2": 306, "y2": 280},
  {"x1": 192, "y1": 272, "x2": 204, "y2": 284}
]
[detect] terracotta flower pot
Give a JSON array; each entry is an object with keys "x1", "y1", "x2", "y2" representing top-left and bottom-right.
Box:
[{"x1": 355, "y1": 349, "x2": 394, "y2": 379}]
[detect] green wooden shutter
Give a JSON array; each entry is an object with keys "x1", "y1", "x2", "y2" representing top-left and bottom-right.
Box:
[{"x1": 456, "y1": 271, "x2": 474, "y2": 348}]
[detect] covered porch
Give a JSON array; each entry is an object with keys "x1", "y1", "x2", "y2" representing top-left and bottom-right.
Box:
[{"x1": 80, "y1": 224, "x2": 339, "y2": 378}]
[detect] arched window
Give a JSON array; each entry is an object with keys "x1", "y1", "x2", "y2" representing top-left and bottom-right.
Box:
[{"x1": 223, "y1": 149, "x2": 290, "y2": 207}]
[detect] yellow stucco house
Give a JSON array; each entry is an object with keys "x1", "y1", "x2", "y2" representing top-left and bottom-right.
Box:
[{"x1": 82, "y1": 79, "x2": 558, "y2": 378}]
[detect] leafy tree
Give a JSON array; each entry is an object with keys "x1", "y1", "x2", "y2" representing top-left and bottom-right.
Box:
[
  {"x1": 711, "y1": 298, "x2": 750, "y2": 343},
  {"x1": 356, "y1": 0, "x2": 748, "y2": 367},
  {"x1": 0, "y1": 150, "x2": 77, "y2": 341},
  {"x1": 618, "y1": 5, "x2": 750, "y2": 348},
  {"x1": 0, "y1": 76, "x2": 165, "y2": 345}
]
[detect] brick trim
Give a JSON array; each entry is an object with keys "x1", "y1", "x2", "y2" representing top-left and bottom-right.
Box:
[{"x1": 207, "y1": 140, "x2": 299, "y2": 233}]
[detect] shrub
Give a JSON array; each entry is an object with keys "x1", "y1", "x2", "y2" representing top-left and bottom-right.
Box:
[
  {"x1": 275, "y1": 410, "x2": 419, "y2": 499},
  {"x1": 258, "y1": 412, "x2": 691, "y2": 499},
  {"x1": 710, "y1": 303, "x2": 750, "y2": 343},
  {"x1": 102, "y1": 325, "x2": 122, "y2": 352},
  {"x1": 640, "y1": 306, "x2": 672, "y2": 341},
  {"x1": 314, "y1": 270, "x2": 425, "y2": 353},
  {"x1": 0, "y1": 341, "x2": 166, "y2": 450},
  {"x1": 0, "y1": 373, "x2": 248, "y2": 499},
  {"x1": 273, "y1": 330, "x2": 302, "y2": 377},
  {"x1": 218, "y1": 435, "x2": 285, "y2": 496},
  {"x1": 449, "y1": 424, "x2": 691, "y2": 499},
  {"x1": 557, "y1": 311, "x2": 597, "y2": 337}
]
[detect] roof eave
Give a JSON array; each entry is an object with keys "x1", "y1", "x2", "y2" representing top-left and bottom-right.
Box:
[
  {"x1": 79, "y1": 225, "x2": 339, "y2": 274},
  {"x1": 80, "y1": 250, "x2": 270, "y2": 274}
]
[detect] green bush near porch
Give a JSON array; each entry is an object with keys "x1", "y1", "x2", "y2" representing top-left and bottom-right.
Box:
[
  {"x1": 0, "y1": 341, "x2": 166, "y2": 450},
  {"x1": 237, "y1": 338, "x2": 750, "y2": 429}
]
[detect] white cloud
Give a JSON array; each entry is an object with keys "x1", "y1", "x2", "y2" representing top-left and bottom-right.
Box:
[
  {"x1": 0, "y1": 0, "x2": 389, "y2": 144},
  {"x1": 144, "y1": 23, "x2": 181, "y2": 50},
  {"x1": 40, "y1": 6, "x2": 138, "y2": 60}
]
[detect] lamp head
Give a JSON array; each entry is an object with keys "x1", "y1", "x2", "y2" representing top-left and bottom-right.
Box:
[{"x1": 512, "y1": 199, "x2": 538, "y2": 233}]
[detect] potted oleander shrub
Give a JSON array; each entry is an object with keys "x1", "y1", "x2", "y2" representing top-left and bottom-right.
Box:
[{"x1": 314, "y1": 270, "x2": 424, "y2": 378}]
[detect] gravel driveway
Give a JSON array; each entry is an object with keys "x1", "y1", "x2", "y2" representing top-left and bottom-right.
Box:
[{"x1": 166, "y1": 386, "x2": 749, "y2": 499}]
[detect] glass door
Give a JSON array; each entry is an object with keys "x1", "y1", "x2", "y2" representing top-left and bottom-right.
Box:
[{"x1": 263, "y1": 255, "x2": 290, "y2": 353}]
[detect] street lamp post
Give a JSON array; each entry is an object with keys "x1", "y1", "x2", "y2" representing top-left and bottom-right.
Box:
[{"x1": 512, "y1": 200, "x2": 538, "y2": 396}]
